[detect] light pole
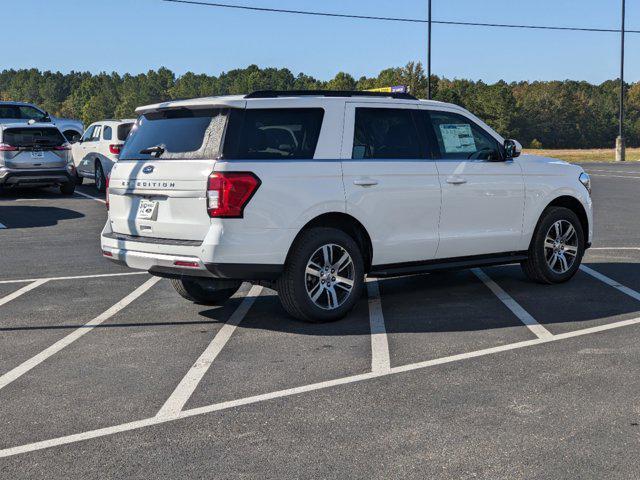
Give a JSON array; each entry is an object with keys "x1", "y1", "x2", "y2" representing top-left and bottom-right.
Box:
[
  {"x1": 616, "y1": 0, "x2": 626, "y2": 161},
  {"x1": 427, "y1": 0, "x2": 432, "y2": 99}
]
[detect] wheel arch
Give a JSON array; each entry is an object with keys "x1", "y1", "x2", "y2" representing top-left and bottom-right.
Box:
[
  {"x1": 286, "y1": 212, "x2": 374, "y2": 272},
  {"x1": 541, "y1": 195, "x2": 589, "y2": 244}
]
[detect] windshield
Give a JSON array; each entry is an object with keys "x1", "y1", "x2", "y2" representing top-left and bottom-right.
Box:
[
  {"x1": 2, "y1": 127, "x2": 66, "y2": 148},
  {"x1": 119, "y1": 108, "x2": 229, "y2": 160}
]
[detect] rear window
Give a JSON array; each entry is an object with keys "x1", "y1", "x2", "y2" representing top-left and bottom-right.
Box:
[
  {"x1": 119, "y1": 108, "x2": 228, "y2": 160},
  {"x1": 117, "y1": 123, "x2": 133, "y2": 141},
  {"x1": 2, "y1": 127, "x2": 66, "y2": 148},
  {"x1": 223, "y1": 108, "x2": 324, "y2": 160},
  {"x1": 353, "y1": 108, "x2": 422, "y2": 159}
]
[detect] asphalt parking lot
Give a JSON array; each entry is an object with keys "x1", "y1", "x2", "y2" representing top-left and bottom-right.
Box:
[{"x1": 1, "y1": 162, "x2": 640, "y2": 479}]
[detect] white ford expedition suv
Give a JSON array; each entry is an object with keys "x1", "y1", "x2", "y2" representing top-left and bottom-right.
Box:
[{"x1": 101, "y1": 91, "x2": 593, "y2": 322}]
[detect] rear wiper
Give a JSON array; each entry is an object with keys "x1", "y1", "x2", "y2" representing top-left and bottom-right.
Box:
[{"x1": 139, "y1": 144, "x2": 165, "y2": 157}]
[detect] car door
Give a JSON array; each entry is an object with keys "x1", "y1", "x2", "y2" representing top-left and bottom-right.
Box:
[
  {"x1": 424, "y1": 108, "x2": 525, "y2": 259},
  {"x1": 83, "y1": 124, "x2": 102, "y2": 177},
  {"x1": 72, "y1": 125, "x2": 94, "y2": 175},
  {"x1": 341, "y1": 103, "x2": 441, "y2": 267}
]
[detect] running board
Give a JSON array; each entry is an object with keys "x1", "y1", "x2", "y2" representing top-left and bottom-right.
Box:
[{"x1": 369, "y1": 252, "x2": 528, "y2": 278}]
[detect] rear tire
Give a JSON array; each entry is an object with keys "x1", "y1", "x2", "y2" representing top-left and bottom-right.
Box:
[
  {"x1": 277, "y1": 227, "x2": 364, "y2": 323},
  {"x1": 60, "y1": 182, "x2": 75, "y2": 195},
  {"x1": 171, "y1": 278, "x2": 241, "y2": 305},
  {"x1": 521, "y1": 207, "x2": 585, "y2": 284},
  {"x1": 95, "y1": 162, "x2": 106, "y2": 193}
]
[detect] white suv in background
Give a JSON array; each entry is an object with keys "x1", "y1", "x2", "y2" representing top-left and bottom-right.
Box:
[
  {"x1": 101, "y1": 91, "x2": 593, "y2": 323},
  {"x1": 71, "y1": 119, "x2": 135, "y2": 191}
]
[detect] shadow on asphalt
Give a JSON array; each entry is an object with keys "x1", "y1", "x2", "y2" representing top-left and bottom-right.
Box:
[
  {"x1": 0, "y1": 205, "x2": 84, "y2": 228},
  {"x1": 2, "y1": 263, "x2": 639, "y2": 335}
]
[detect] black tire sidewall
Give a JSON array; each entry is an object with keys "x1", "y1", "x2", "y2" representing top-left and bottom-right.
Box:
[
  {"x1": 283, "y1": 228, "x2": 364, "y2": 322},
  {"x1": 532, "y1": 208, "x2": 584, "y2": 283},
  {"x1": 95, "y1": 163, "x2": 105, "y2": 192}
]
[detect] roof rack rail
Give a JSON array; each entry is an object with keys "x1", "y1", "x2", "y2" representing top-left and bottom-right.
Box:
[{"x1": 245, "y1": 90, "x2": 417, "y2": 100}]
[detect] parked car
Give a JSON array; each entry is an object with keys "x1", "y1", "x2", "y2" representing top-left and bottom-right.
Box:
[
  {"x1": 101, "y1": 90, "x2": 593, "y2": 322},
  {"x1": 0, "y1": 102, "x2": 83, "y2": 143},
  {"x1": 0, "y1": 122, "x2": 76, "y2": 195},
  {"x1": 71, "y1": 119, "x2": 135, "y2": 191}
]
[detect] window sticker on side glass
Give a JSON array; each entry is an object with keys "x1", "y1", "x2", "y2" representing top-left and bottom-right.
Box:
[{"x1": 439, "y1": 124, "x2": 476, "y2": 153}]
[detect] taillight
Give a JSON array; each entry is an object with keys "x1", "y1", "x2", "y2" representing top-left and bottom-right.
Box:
[
  {"x1": 54, "y1": 143, "x2": 71, "y2": 151},
  {"x1": 207, "y1": 172, "x2": 260, "y2": 218},
  {"x1": 105, "y1": 173, "x2": 110, "y2": 210},
  {"x1": 0, "y1": 143, "x2": 17, "y2": 151},
  {"x1": 109, "y1": 144, "x2": 123, "y2": 155}
]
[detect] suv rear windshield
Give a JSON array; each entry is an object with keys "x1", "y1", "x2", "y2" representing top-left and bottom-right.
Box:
[
  {"x1": 119, "y1": 109, "x2": 228, "y2": 160},
  {"x1": 223, "y1": 108, "x2": 324, "y2": 159},
  {"x1": 117, "y1": 122, "x2": 133, "y2": 141},
  {"x1": 2, "y1": 127, "x2": 66, "y2": 148}
]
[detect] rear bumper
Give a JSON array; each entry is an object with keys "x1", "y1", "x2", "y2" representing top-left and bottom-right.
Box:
[
  {"x1": 101, "y1": 223, "x2": 287, "y2": 281},
  {"x1": 0, "y1": 167, "x2": 74, "y2": 187}
]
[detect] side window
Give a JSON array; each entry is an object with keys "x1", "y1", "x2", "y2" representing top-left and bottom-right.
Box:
[
  {"x1": 103, "y1": 126, "x2": 112, "y2": 141},
  {"x1": 18, "y1": 106, "x2": 48, "y2": 121},
  {"x1": 428, "y1": 111, "x2": 500, "y2": 160},
  {"x1": 90, "y1": 125, "x2": 102, "y2": 142},
  {"x1": 81, "y1": 125, "x2": 95, "y2": 142},
  {"x1": 352, "y1": 108, "x2": 422, "y2": 159},
  {"x1": 224, "y1": 108, "x2": 324, "y2": 160}
]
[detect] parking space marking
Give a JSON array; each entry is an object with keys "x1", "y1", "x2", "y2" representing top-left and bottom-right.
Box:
[
  {"x1": 0, "y1": 279, "x2": 48, "y2": 307},
  {"x1": 590, "y1": 174, "x2": 640, "y2": 180},
  {"x1": 74, "y1": 191, "x2": 106, "y2": 204},
  {"x1": 589, "y1": 247, "x2": 640, "y2": 251},
  {"x1": 5, "y1": 310, "x2": 640, "y2": 459},
  {"x1": 156, "y1": 285, "x2": 263, "y2": 418},
  {"x1": 366, "y1": 279, "x2": 390, "y2": 373},
  {"x1": 0, "y1": 271, "x2": 147, "y2": 285},
  {"x1": 580, "y1": 265, "x2": 640, "y2": 302},
  {"x1": 472, "y1": 268, "x2": 553, "y2": 339},
  {"x1": 0, "y1": 277, "x2": 161, "y2": 392}
]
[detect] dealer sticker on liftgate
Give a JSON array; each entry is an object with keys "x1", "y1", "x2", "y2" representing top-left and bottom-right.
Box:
[{"x1": 137, "y1": 199, "x2": 158, "y2": 220}]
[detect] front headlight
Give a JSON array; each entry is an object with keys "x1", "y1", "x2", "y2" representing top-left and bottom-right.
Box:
[{"x1": 579, "y1": 172, "x2": 591, "y2": 195}]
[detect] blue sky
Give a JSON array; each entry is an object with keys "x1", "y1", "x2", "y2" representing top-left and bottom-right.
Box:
[{"x1": 5, "y1": 0, "x2": 640, "y2": 83}]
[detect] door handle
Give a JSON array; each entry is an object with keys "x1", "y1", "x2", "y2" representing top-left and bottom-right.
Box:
[
  {"x1": 446, "y1": 176, "x2": 467, "y2": 185},
  {"x1": 353, "y1": 178, "x2": 379, "y2": 187}
]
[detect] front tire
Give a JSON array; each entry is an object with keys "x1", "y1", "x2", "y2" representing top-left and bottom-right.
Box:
[
  {"x1": 521, "y1": 207, "x2": 585, "y2": 284},
  {"x1": 277, "y1": 227, "x2": 364, "y2": 323},
  {"x1": 171, "y1": 278, "x2": 241, "y2": 305}
]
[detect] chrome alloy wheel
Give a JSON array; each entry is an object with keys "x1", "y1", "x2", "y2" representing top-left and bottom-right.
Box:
[
  {"x1": 544, "y1": 220, "x2": 579, "y2": 274},
  {"x1": 305, "y1": 243, "x2": 355, "y2": 310}
]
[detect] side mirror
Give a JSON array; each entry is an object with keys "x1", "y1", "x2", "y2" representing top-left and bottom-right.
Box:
[{"x1": 503, "y1": 139, "x2": 522, "y2": 159}]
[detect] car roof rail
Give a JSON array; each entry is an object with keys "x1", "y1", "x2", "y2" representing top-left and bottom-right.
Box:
[{"x1": 244, "y1": 90, "x2": 418, "y2": 100}]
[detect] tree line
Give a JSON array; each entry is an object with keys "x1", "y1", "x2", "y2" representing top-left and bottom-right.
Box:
[{"x1": 1, "y1": 63, "x2": 638, "y2": 149}]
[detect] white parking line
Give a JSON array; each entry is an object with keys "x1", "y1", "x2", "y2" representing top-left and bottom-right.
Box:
[
  {"x1": 589, "y1": 247, "x2": 640, "y2": 251},
  {"x1": 0, "y1": 271, "x2": 147, "y2": 285},
  {"x1": 590, "y1": 173, "x2": 640, "y2": 180},
  {"x1": 0, "y1": 279, "x2": 48, "y2": 307},
  {"x1": 156, "y1": 285, "x2": 263, "y2": 418},
  {"x1": 472, "y1": 268, "x2": 553, "y2": 339},
  {"x1": 580, "y1": 265, "x2": 640, "y2": 302},
  {"x1": 4, "y1": 311, "x2": 640, "y2": 459},
  {"x1": 74, "y1": 190, "x2": 106, "y2": 204},
  {"x1": 366, "y1": 279, "x2": 390, "y2": 373},
  {"x1": 0, "y1": 277, "x2": 161, "y2": 392}
]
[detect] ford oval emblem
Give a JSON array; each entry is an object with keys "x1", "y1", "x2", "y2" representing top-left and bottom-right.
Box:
[{"x1": 142, "y1": 165, "x2": 154, "y2": 174}]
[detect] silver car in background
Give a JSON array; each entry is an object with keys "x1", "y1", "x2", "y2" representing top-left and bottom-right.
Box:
[
  {"x1": 0, "y1": 102, "x2": 84, "y2": 143},
  {"x1": 0, "y1": 123, "x2": 76, "y2": 195}
]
